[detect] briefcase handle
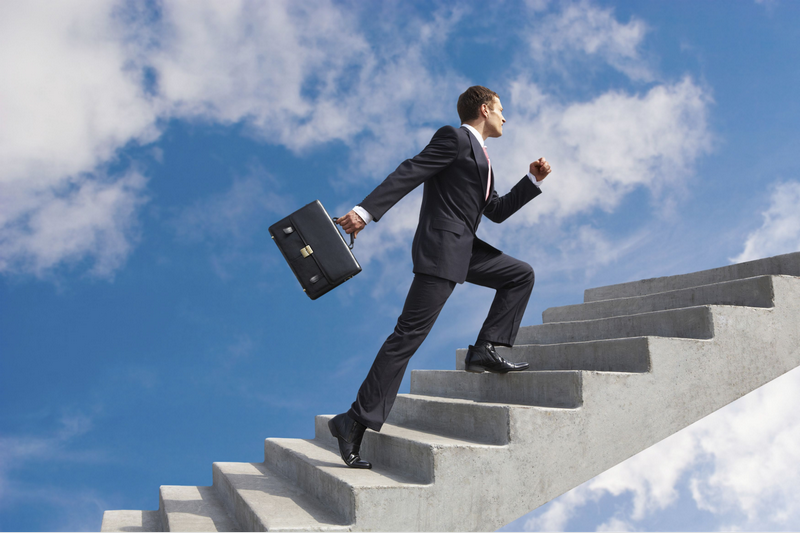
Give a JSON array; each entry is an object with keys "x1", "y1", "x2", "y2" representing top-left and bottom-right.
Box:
[{"x1": 331, "y1": 217, "x2": 356, "y2": 250}]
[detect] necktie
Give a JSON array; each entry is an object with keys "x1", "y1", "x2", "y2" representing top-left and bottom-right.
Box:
[{"x1": 481, "y1": 145, "x2": 492, "y2": 201}]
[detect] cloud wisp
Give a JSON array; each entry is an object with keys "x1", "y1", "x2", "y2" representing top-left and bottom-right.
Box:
[
  {"x1": 732, "y1": 180, "x2": 800, "y2": 263},
  {"x1": 0, "y1": 412, "x2": 102, "y2": 501},
  {"x1": 526, "y1": 0, "x2": 653, "y2": 82}
]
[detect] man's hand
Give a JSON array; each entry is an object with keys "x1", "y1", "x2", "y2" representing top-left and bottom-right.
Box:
[
  {"x1": 530, "y1": 157, "x2": 552, "y2": 182},
  {"x1": 337, "y1": 210, "x2": 366, "y2": 238}
]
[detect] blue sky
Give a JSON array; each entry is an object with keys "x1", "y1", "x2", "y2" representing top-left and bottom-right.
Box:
[{"x1": 2, "y1": 0, "x2": 800, "y2": 531}]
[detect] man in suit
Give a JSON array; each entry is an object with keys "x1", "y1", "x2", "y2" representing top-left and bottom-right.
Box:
[{"x1": 331, "y1": 86, "x2": 552, "y2": 469}]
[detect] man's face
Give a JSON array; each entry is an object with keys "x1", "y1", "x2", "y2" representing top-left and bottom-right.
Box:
[{"x1": 484, "y1": 97, "x2": 505, "y2": 138}]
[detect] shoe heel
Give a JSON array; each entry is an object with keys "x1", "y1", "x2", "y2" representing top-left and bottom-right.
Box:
[{"x1": 328, "y1": 418, "x2": 337, "y2": 438}]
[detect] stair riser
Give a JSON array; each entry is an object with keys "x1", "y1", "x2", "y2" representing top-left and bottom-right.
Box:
[
  {"x1": 159, "y1": 486, "x2": 237, "y2": 532},
  {"x1": 387, "y1": 395, "x2": 511, "y2": 445},
  {"x1": 315, "y1": 415, "x2": 434, "y2": 484},
  {"x1": 546, "y1": 276, "x2": 775, "y2": 323},
  {"x1": 263, "y1": 439, "x2": 355, "y2": 524},
  {"x1": 515, "y1": 306, "x2": 714, "y2": 345},
  {"x1": 101, "y1": 511, "x2": 163, "y2": 532},
  {"x1": 158, "y1": 495, "x2": 167, "y2": 532},
  {"x1": 410, "y1": 370, "x2": 582, "y2": 407},
  {"x1": 584, "y1": 251, "x2": 799, "y2": 302},
  {"x1": 212, "y1": 464, "x2": 264, "y2": 532},
  {"x1": 456, "y1": 337, "x2": 651, "y2": 372}
]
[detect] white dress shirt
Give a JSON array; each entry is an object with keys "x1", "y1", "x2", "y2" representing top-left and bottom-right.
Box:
[{"x1": 352, "y1": 124, "x2": 544, "y2": 225}]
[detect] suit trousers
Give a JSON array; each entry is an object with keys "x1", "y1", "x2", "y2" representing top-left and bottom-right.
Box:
[{"x1": 348, "y1": 245, "x2": 535, "y2": 431}]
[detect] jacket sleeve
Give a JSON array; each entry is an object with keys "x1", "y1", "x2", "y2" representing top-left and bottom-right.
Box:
[
  {"x1": 482, "y1": 175, "x2": 542, "y2": 224},
  {"x1": 359, "y1": 126, "x2": 459, "y2": 222}
]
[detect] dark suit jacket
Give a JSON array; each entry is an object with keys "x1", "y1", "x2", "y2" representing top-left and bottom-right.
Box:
[{"x1": 360, "y1": 125, "x2": 541, "y2": 284}]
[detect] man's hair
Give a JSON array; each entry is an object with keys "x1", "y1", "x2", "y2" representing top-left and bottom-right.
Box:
[{"x1": 457, "y1": 86, "x2": 499, "y2": 123}]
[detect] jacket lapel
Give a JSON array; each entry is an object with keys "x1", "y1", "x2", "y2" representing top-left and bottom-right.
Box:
[{"x1": 462, "y1": 126, "x2": 490, "y2": 201}]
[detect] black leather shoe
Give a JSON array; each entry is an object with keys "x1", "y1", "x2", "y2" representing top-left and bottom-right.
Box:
[
  {"x1": 328, "y1": 413, "x2": 372, "y2": 469},
  {"x1": 464, "y1": 342, "x2": 529, "y2": 373}
]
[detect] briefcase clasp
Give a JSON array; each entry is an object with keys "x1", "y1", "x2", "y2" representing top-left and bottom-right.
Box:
[{"x1": 300, "y1": 245, "x2": 314, "y2": 258}]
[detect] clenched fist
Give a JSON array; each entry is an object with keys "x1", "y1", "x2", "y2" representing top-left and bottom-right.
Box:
[{"x1": 530, "y1": 158, "x2": 552, "y2": 182}]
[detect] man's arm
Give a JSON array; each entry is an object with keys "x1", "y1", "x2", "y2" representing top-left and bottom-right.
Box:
[
  {"x1": 337, "y1": 125, "x2": 460, "y2": 237},
  {"x1": 484, "y1": 157, "x2": 552, "y2": 223}
]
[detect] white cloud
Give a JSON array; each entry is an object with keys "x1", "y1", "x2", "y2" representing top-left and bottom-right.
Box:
[
  {"x1": 151, "y1": 1, "x2": 466, "y2": 173},
  {"x1": 520, "y1": 366, "x2": 800, "y2": 531},
  {"x1": 527, "y1": 0, "x2": 653, "y2": 81},
  {"x1": 490, "y1": 76, "x2": 712, "y2": 230},
  {"x1": 0, "y1": 0, "x2": 706, "y2": 282},
  {"x1": 731, "y1": 180, "x2": 800, "y2": 263},
  {"x1": 0, "y1": 170, "x2": 148, "y2": 278},
  {"x1": 0, "y1": 1, "x2": 158, "y2": 279},
  {"x1": 0, "y1": 0, "x2": 467, "y2": 279},
  {"x1": 689, "y1": 368, "x2": 800, "y2": 528},
  {"x1": 151, "y1": 0, "x2": 367, "y2": 147},
  {"x1": 0, "y1": 1, "x2": 160, "y2": 187},
  {"x1": 596, "y1": 517, "x2": 634, "y2": 532},
  {"x1": 523, "y1": 486, "x2": 593, "y2": 531}
]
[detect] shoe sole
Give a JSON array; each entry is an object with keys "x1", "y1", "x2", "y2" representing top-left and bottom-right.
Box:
[
  {"x1": 465, "y1": 365, "x2": 529, "y2": 373},
  {"x1": 465, "y1": 365, "x2": 509, "y2": 374}
]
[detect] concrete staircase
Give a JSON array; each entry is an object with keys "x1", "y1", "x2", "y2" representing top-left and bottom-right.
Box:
[{"x1": 102, "y1": 251, "x2": 800, "y2": 532}]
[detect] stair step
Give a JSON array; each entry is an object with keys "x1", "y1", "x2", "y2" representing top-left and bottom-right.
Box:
[
  {"x1": 584, "y1": 251, "x2": 800, "y2": 302},
  {"x1": 314, "y1": 415, "x2": 503, "y2": 484},
  {"x1": 212, "y1": 461, "x2": 349, "y2": 531},
  {"x1": 545, "y1": 275, "x2": 776, "y2": 323},
  {"x1": 410, "y1": 370, "x2": 582, "y2": 407},
  {"x1": 515, "y1": 306, "x2": 714, "y2": 345},
  {"x1": 387, "y1": 394, "x2": 512, "y2": 445},
  {"x1": 101, "y1": 510, "x2": 161, "y2": 532},
  {"x1": 263, "y1": 438, "x2": 429, "y2": 525},
  {"x1": 159, "y1": 485, "x2": 239, "y2": 532},
  {"x1": 456, "y1": 337, "x2": 651, "y2": 372}
]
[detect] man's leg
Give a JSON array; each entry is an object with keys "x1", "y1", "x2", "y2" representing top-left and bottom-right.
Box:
[
  {"x1": 466, "y1": 245, "x2": 534, "y2": 347},
  {"x1": 347, "y1": 273, "x2": 456, "y2": 432},
  {"x1": 462, "y1": 244, "x2": 534, "y2": 373}
]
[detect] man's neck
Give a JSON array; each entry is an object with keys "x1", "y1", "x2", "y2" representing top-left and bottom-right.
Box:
[{"x1": 462, "y1": 122, "x2": 488, "y2": 143}]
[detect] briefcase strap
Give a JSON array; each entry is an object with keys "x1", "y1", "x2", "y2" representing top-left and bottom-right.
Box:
[{"x1": 331, "y1": 217, "x2": 356, "y2": 250}]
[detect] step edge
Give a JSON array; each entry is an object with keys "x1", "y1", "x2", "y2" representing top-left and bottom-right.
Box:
[
  {"x1": 583, "y1": 252, "x2": 799, "y2": 302},
  {"x1": 544, "y1": 275, "x2": 777, "y2": 321}
]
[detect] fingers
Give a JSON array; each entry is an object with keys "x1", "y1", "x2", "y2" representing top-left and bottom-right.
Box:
[
  {"x1": 337, "y1": 211, "x2": 365, "y2": 235},
  {"x1": 530, "y1": 157, "x2": 552, "y2": 182},
  {"x1": 537, "y1": 157, "x2": 551, "y2": 173}
]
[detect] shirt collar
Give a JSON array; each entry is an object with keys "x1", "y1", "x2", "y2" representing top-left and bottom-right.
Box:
[{"x1": 461, "y1": 124, "x2": 485, "y2": 147}]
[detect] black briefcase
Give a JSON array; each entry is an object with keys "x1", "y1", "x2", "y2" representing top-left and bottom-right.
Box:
[{"x1": 269, "y1": 200, "x2": 361, "y2": 300}]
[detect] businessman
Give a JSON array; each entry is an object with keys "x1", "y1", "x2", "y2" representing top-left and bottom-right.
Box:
[{"x1": 331, "y1": 86, "x2": 552, "y2": 469}]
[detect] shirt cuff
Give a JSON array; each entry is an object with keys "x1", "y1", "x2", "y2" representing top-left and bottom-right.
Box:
[
  {"x1": 353, "y1": 205, "x2": 373, "y2": 224},
  {"x1": 527, "y1": 172, "x2": 543, "y2": 189}
]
